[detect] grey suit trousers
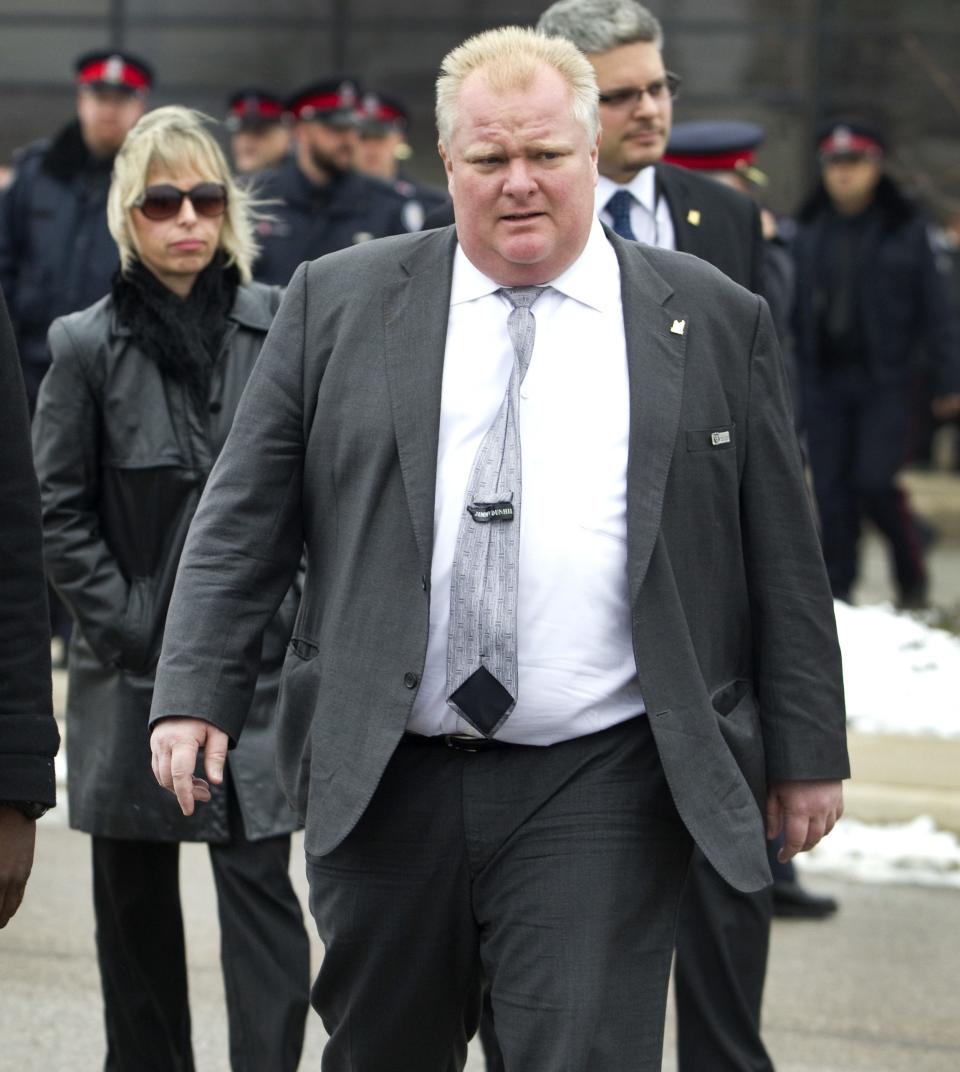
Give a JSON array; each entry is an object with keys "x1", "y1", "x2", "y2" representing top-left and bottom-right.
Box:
[{"x1": 305, "y1": 715, "x2": 693, "y2": 1072}]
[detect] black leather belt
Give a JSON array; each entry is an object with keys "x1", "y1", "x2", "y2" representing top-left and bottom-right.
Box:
[{"x1": 403, "y1": 732, "x2": 508, "y2": 753}]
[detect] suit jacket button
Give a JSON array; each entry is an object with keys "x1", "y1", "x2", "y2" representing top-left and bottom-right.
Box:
[
  {"x1": 403, "y1": 672, "x2": 419, "y2": 689},
  {"x1": 209, "y1": 401, "x2": 222, "y2": 414}
]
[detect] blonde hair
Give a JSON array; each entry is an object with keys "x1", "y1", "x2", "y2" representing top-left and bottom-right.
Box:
[
  {"x1": 107, "y1": 105, "x2": 257, "y2": 282},
  {"x1": 436, "y1": 26, "x2": 600, "y2": 148}
]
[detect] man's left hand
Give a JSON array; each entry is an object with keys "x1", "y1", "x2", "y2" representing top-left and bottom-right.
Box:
[{"x1": 766, "y1": 779, "x2": 844, "y2": 863}]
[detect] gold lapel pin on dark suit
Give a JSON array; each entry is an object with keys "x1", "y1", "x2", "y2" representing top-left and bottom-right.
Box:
[
  {"x1": 686, "y1": 209, "x2": 701, "y2": 226},
  {"x1": 670, "y1": 319, "x2": 686, "y2": 336}
]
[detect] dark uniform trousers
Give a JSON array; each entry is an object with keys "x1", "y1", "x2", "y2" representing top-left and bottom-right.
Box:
[
  {"x1": 91, "y1": 783, "x2": 310, "y2": 1072},
  {"x1": 802, "y1": 369, "x2": 925, "y2": 601},
  {"x1": 305, "y1": 716, "x2": 693, "y2": 1072}
]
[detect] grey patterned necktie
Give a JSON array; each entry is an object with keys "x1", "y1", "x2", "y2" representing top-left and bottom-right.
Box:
[{"x1": 446, "y1": 285, "x2": 548, "y2": 736}]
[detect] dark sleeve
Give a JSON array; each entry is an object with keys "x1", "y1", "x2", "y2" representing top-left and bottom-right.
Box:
[
  {"x1": 740, "y1": 297, "x2": 849, "y2": 782},
  {"x1": 916, "y1": 222, "x2": 960, "y2": 395},
  {"x1": 0, "y1": 290, "x2": 59, "y2": 805},
  {"x1": 32, "y1": 316, "x2": 131, "y2": 667},
  {"x1": 150, "y1": 265, "x2": 311, "y2": 741}
]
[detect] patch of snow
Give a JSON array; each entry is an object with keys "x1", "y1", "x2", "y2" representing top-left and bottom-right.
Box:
[
  {"x1": 798, "y1": 815, "x2": 960, "y2": 888},
  {"x1": 834, "y1": 600, "x2": 960, "y2": 738}
]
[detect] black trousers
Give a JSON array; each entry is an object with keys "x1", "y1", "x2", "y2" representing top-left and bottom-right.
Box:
[
  {"x1": 305, "y1": 717, "x2": 693, "y2": 1072},
  {"x1": 481, "y1": 847, "x2": 778, "y2": 1072},
  {"x1": 91, "y1": 818, "x2": 310, "y2": 1071},
  {"x1": 674, "y1": 848, "x2": 775, "y2": 1072},
  {"x1": 803, "y1": 371, "x2": 926, "y2": 600}
]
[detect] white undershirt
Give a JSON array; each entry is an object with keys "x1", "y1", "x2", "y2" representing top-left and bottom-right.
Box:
[
  {"x1": 596, "y1": 167, "x2": 676, "y2": 250},
  {"x1": 407, "y1": 217, "x2": 647, "y2": 745}
]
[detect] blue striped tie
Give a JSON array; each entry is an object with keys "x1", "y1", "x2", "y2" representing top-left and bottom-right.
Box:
[{"x1": 605, "y1": 189, "x2": 637, "y2": 241}]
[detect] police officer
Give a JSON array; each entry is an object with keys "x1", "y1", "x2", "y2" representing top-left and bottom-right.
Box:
[
  {"x1": 0, "y1": 48, "x2": 152, "y2": 667},
  {"x1": 793, "y1": 121, "x2": 960, "y2": 609},
  {"x1": 356, "y1": 91, "x2": 449, "y2": 231},
  {"x1": 251, "y1": 79, "x2": 408, "y2": 285},
  {"x1": 226, "y1": 87, "x2": 292, "y2": 175},
  {"x1": 0, "y1": 49, "x2": 152, "y2": 412}
]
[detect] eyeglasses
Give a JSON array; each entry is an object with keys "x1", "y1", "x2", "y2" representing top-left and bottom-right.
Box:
[
  {"x1": 598, "y1": 73, "x2": 681, "y2": 109},
  {"x1": 134, "y1": 182, "x2": 228, "y2": 221}
]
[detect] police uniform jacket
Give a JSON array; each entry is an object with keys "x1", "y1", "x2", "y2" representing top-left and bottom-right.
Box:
[
  {"x1": 792, "y1": 175, "x2": 960, "y2": 393},
  {"x1": 0, "y1": 122, "x2": 120, "y2": 373},
  {"x1": 32, "y1": 281, "x2": 301, "y2": 843},
  {"x1": 252, "y1": 155, "x2": 408, "y2": 285}
]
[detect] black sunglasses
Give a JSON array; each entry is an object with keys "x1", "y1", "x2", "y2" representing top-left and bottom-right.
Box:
[{"x1": 135, "y1": 182, "x2": 228, "y2": 221}]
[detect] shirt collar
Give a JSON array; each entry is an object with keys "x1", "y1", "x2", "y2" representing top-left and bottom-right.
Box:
[
  {"x1": 596, "y1": 166, "x2": 657, "y2": 217},
  {"x1": 450, "y1": 215, "x2": 620, "y2": 314}
]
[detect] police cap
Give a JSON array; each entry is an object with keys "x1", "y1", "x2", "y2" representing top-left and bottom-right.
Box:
[
  {"x1": 286, "y1": 79, "x2": 361, "y2": 129},
  {"x1": 74, "y1": 49, "x2": 153, "y2": 94},
  {"x1": 816, "y1": 120, "x2": 886, "y2": 162},
  {"x1": 226, "y1": 88, "x2": 285, "y2": 132},
  {"x1": 664, "y1": 120, "x2": 767, "y2": 184},
  {"x1": 358, "y1": 92, "x2": 408, "y2": 137}
]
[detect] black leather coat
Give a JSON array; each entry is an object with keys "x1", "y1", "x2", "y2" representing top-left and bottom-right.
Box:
[{"x1": 32, "y1": 281, "x2": 300, "y2": 842}]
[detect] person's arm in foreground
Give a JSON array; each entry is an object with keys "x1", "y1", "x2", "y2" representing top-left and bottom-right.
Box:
[
  {"x1": 0, "y1": 291, "x2": 58, "y2": 928},
  {"x1": 151, "y1": 264, "x2": 312, "y2": 813},
  {"x1": 740, "y1": 296, "x2": 849, "y2": 861}
]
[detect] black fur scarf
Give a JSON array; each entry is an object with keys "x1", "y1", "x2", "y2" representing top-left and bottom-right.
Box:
[{"x1": 112, "y1": 255, "x2": 239, "y2": 406}]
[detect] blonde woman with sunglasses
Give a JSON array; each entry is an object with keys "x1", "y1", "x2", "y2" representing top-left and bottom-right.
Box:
[{"x1": 32, "y1": 106, "x2": 310, "y2": 1072}]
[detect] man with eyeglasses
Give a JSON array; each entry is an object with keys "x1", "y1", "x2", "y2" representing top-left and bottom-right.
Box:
[
  {"x1": 516, "y1": 6, "x2": 774, "y2": 1072},
  {"x1": 538, "y1": 0, "x2": 762, "y2": 293}
]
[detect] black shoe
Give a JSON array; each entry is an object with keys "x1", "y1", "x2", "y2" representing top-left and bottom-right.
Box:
[
  {"x1": 772, "y1": 881, "x2": 838, "y2": 919},
  {"x1": 897, "y1": 580, "x2": 929, "y2": 611}
]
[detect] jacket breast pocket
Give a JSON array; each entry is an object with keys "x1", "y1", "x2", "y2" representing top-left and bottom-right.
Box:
[{"x1": 686, "y1": 425, "x2": 735, "y2": 453}]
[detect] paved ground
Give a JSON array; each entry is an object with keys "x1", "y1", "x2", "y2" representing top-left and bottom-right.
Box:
[{"x1": 2, "y1": 821, "x2": 958, "y2": 1071}]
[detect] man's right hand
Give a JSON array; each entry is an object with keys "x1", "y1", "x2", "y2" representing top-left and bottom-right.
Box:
[{"x1": 150, "y1": 718, "x2": 229, "y2": 817}]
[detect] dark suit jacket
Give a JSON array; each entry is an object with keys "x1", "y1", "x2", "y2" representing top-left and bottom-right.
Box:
[
  {"x1": 150, "y1": 226, "x2": 848, "y2": 893},
  {"x1": 654, "y1": 162, "x2": 763, "y2": 293}
]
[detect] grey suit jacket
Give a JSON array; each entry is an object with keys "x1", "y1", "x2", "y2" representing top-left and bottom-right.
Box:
[{"x1": 150, "y1": 225, "x2": 848, "y2": 893}]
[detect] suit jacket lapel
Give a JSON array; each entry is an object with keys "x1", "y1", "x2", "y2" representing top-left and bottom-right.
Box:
[
  {"x1": 382, "y1": 227, "x2": 457, "y2": 578},
  {"x1": 609, "y1": 229, "x2": 688, "y2": 604}
]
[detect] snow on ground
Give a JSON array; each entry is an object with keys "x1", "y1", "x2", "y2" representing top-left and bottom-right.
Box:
[
  {"x1": 792, "y1": 602, "x2": 960, "y2": 886},
  {"x1": 798, "y1": 816, "x2": 960, "y2": 889},
  {"x1": 834, "y1": 600, "x2": 960, "y2": 738}
]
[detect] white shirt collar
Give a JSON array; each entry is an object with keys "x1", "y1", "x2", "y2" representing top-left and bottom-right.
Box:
[
  {"x1": 450, "y1": 216, "x2": 620, "y2": 314},
  {"x1": 596, "y1": 166, "x2": 657, "y2": 218}
]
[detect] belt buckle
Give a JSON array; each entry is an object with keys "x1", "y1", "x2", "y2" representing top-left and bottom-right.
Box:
[{"x1": 446, "y1": 733, "x2": 482, "y2": 752}]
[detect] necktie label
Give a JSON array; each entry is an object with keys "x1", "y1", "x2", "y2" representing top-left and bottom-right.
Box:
[{"x1": 467, "y1": 501, "x2": 515, "y2": 524}]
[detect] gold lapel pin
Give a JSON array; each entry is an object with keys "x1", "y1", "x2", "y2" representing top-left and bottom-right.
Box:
[
  {"x1": 686, "y1": 209, "x2": 701, "y2": 226},
  {"x1": 670, "y1": 319, "x2": 686, "y2": 336}
]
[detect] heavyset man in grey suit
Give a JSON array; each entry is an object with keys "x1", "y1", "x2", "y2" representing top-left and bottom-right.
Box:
[{"x1": 150, "y1": 25, "x2": 848, "y2": 1071}]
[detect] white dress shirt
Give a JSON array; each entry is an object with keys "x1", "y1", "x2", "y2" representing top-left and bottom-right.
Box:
[
  {"x1": 596, "y1": 167, "x2": 676, "y2": 251},
  {"x1": 407, "y1": 217, "x2": 647, "y2": 745}
]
